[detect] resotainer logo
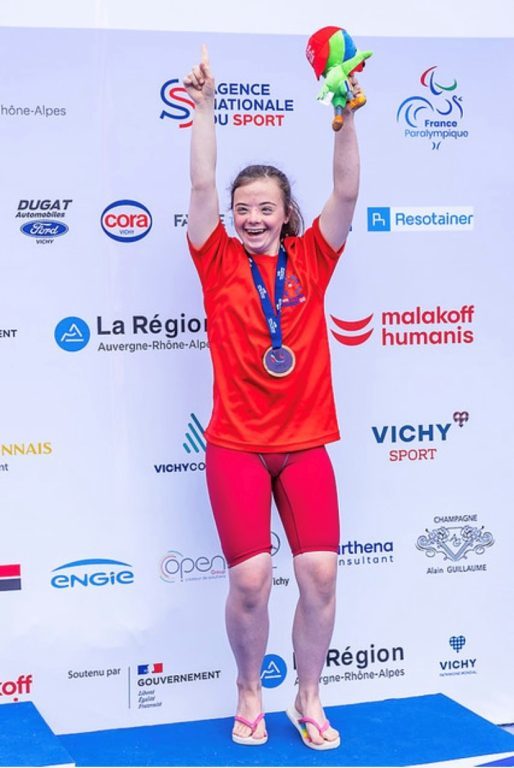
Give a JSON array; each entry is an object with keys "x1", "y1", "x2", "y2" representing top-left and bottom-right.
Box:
[{"x1": 55, "y1": 317, "x2": 90, "y2": 351}]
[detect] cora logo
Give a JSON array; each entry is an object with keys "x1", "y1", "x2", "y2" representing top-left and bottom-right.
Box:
[
  {"x1": 101, "y1": 200, "x2": 152, "y2": 243},
  {"x1": 330, "y1": 313, "x2": 374, "y2": 346},
  {"x1": 160, "y1": 79, "x2": 194, "y2": 128}
]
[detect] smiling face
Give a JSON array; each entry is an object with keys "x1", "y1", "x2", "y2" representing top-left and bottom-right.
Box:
[{"x1": 232, "y1": 177, "x2": 290, "y2": 256}]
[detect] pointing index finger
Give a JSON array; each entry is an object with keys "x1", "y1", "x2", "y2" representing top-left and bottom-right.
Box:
[{"x1": 201, "y1": 43, "x2": 210, "y2": 71}]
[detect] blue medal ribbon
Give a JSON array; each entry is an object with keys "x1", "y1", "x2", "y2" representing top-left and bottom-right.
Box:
[{"x1": 247, "y1": 243, "x2": 287, "y2": 349}]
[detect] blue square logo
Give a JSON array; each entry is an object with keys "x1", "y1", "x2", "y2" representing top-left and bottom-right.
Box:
[{"x1": 368, "y1": 207, "x2": 391, "y2": 232}]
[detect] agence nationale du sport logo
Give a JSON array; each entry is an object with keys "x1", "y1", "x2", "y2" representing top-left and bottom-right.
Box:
[{"x1": 160, "y1": 79, "x2": 294, "y2": 128}]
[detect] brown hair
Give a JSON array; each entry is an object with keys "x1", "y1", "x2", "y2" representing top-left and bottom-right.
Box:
[{"x1": 230, "y1": 165, "x2": 304, "y2": 238}]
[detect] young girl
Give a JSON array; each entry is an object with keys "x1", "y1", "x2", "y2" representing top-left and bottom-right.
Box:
[{"x1": 183, "y1": 45, "x2": 360, "y2": 750}]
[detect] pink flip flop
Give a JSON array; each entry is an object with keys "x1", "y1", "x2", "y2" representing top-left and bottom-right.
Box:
[
  {"x1": 232, "y1": 712, "x2": 268, "y2": 746},
  {"x1": 286, "y1": 704, "x2": 341, "y2": 750}
]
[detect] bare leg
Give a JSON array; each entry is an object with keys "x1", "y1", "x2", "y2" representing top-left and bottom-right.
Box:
[
  {"x1": 292, "y1": 551, "x2": 339, "y2": 745},
  {"x1": 226, "y1": 552, "x2": 272, "y2": 740}
]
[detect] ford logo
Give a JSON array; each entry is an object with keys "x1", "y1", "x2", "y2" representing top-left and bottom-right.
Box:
[
  {"x1": 100, "y1": 200, "x2": 152, "y2": 243},
  {"x1": 20, "y1": 220, "x2": 69, "y2": 238}
]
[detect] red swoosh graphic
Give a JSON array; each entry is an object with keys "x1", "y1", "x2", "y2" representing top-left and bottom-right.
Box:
[
  {"x1": 331, "y1": 328, "x2": 374, "y2": 346},
  {"x1": 330, "y1": 313, "x2": 374, "y2": 332}
]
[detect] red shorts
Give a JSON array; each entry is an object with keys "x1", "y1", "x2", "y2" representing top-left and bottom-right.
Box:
[{"x1": 206, "y1": 443, "x2": 340, "y2": 567}]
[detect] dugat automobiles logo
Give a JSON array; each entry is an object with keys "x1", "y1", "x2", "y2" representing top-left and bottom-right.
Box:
[
  {"x1": 396, "y1": 66, "x2": 469, "y2": 150},
  {"x1": 101, "y1": 200, "x2": 152, "y2": 242},
  {"x1": 54, "y1": 316, "x2": 90, "y2": 351},
  {"x1": 51, "y1": 558, "x2": 135, "y2": 589},
  {"x1": 160, "y1": 79, "x2": 294, "y2": 128}
]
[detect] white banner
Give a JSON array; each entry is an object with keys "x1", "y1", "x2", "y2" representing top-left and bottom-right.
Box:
[{"x1": 0, "y1": 27, "x2": 513, "y2": 733}]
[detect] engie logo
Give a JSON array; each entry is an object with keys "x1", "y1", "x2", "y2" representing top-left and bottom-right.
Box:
[
  {"x1": 51, "y1": 558, "x2": 135, "y2": 589},
  {"x1": 260, "y1": 654, "x2": 287, "y2": 688},
  {"x1": 160, "y1": 79, "x2": 294, "y2": 128},
  {"x1": 0, "y1": 674, "x2": 33, "y2": 701},
  {"x1": 330, "y1": 305, "x2": 475, "y2": 347},
  {"x1": 367, "y1": 206, "x2": 474, "y2": 232},
  {"x1": 396, "y1": 66, "x2": 469, "y2": 150},
  {"x1": 101, "y1": 200, "x2": 152, "y2": 242},
  {"x1": 55, "y1": 316, "x2": 91, "y2": 351}
]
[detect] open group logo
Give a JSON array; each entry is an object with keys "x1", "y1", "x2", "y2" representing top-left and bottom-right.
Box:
[
  {"x1": 160, "y1": 79, "x2": 294, "y2": 128},
  {"x1": 55, "y1": 316, "x2": 90, "y2": 351},
  {"x1": 260, "y1": 654, "x2": 287, "y2": 688},
  {"x1": 101, "y1": 200, "x2": 152, "y2": 242},
  {"x1": 329, "y1": 305, "x2": 475, "y2": 347},
  {"x1": 160, "y1": 550, "x2": 227, "y2": 583},
  {"x1": 367, "y1": 206, "x2": 474, "y2": 232},
  {"x1": 50, "y1": 558, "x2": 135, "y2": 589},
  {"x1": 396, "y1": 66, "x2": 469, "y2": 150}
]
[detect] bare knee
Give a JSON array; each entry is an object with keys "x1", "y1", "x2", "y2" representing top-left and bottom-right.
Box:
[
  {"x1": 229, "y1": 554, "x2": 272, "y2": 611},
  {"x1": 294, "y1": 552, "x2": 337, "y2": 606}
]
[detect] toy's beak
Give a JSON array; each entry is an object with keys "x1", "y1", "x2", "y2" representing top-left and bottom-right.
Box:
[{"x1": 345, "y1": 50, "x2": 373, "y2": 76}]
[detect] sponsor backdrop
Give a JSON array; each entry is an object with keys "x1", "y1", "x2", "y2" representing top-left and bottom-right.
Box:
[{"x1": 0, "y1": 26, "x2": 513, "y2": 734}]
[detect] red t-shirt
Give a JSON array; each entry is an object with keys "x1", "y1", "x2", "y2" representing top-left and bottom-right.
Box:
[{"x1": 188, "y1": 217, "x2": 344, "y2": 452}]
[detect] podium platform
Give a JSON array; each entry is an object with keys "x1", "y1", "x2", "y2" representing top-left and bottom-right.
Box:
[
  {"x1": 0, "y1": 702, "x2": 74, "y2": 767},
  {"x1": 2, "y1": 694, "x2": 514, "y2": 767}
]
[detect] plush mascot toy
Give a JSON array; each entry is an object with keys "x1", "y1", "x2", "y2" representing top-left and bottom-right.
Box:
[{"x1": 306, "y1": 26, "x2": 372, "y2": 130}]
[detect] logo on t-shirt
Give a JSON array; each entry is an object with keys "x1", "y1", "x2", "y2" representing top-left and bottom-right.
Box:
[{"x1": 282, "y1": 273, "x2": 305, "y2": 308}]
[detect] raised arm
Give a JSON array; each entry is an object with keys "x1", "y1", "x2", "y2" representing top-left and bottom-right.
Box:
[
  {"x1": 183, "y1": 45, "x2": 220, "y2": 247},
  {"x1": 318, "y1": 76, "x2": 361, "y2": 251}
]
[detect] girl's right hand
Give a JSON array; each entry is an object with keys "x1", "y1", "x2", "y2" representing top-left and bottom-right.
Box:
[{"x1": 183, "y1": 44, "x2": 215, "y2": 105}]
